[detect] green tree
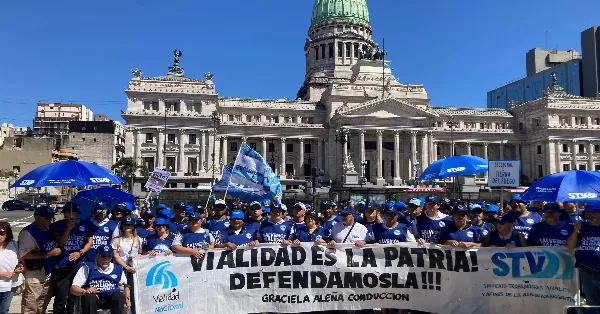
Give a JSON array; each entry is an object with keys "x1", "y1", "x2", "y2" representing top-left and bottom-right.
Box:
[
  {"x1": 0, "y1": 169, "x2": 14, "y2": 178},
  {"x1": 111, "y1": 157, "x2": 150, "y2": 193}
]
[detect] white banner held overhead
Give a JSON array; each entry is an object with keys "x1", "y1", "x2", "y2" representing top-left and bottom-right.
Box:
[
  {"x1": 134, "y1": 243, "x2": 576, "y2": 314},
  {"x1": 144, "y1": 168, "x2": 171, "y2": 193},
  {"x1": 488, "y1": 160, "x2": 521, "y2": 188}
]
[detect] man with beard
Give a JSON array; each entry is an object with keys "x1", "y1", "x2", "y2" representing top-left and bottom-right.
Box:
[
  {"x1": 469, "y1": 204, "x2": 493, "y2": 236},
  {"x1": 439, "y1": 204, "x2": 483, "y2": 248},
  {"x1": 253, "y1": 204, "x2": 292, "y2": 244},
  {"x1": 369, "y1": 204, "x2": 415, "y2": 244},
  {"x1": 508, "y1": 195, "x2": 542, "y2": 239},
  {"x1": 328, "y1": 207, "x2": 368, "y2": 246},
  {"x1": 70, "y1": 245, "x2": 129, "y2": 314},
  {"x1": 218, "y1": 210, "x2": 254, "y2": 248},
  {"x1": 244, "y1": 201, "x2": 265, "y2": 233},
  {"x1": 528, "y1": 203, "x2": 573, "y2": 247},
  {"x1": 168, "y1": 202, "x2": 188, "y2": 233},
  {"x1": 204, "y1": 200, "x2": 230, "y2": 243},
  {"x1": 319, "y1": 200, "x2": 341, "y2": 234}
]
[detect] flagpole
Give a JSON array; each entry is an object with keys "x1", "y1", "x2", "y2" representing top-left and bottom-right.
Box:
[{"x1": 223, "y1": 144, "x2": 243, "y2": 199}]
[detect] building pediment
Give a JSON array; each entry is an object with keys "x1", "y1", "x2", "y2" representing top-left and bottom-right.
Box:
[{"x1": 335, "y1": 97, "x2": 438, "y2": 119}]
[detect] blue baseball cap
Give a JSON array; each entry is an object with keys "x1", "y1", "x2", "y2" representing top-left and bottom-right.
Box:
[
  {"x1": 230, "y1": 210, "x2": 245, "y2": 220},
  {"x1": 122, "y1": 215, "x2": 135, "y2": 225},
  {"x1": 195, "y1": 205, "x2": 204, "y2": 213},
  {"x1": 34, "y1": 206, "x2": 55, "y2": 218},
  {"x1": 305, "y1": 209, "x2": 318, "y2": 218},
  {"x1": 96, "y1": 245, "x2": 113, "y2": 257},
  {"x1": 93, "y1": 203, "x2": 109, "y2": 212},
  {"x1": 157, "y1": 208, "x2": 173, "y2": 219},
  {"x1": 384, "y1": 202, "x2": 394, "y2": 211},
  {"x1": 339, "y1": 207, "x2": 353, "y2": 215},
  {"x1": 142, "y1": 209, "x2": 155, "y2": 218},
  {"x1": 394, "y1": 201, "x2": 407, "y2": 212},
  {"x1": 61, "y1": 202, "x2": 80, "y2": 213},
  {"x1": 452, "y1": 204, "x2": 469, "y2": 214},
  {"x1": 113, "y1": 203, "x2": 130, "y2": 212},
  {"x1": 408, "y1": 198, "x2": 422, "y2": 207},
  {"x1": 366, "y1": 202, "x2": 377, "y2": 210},
  {"x1": 543, "y1": 203, "x2": 563, "y2": 212},
  {"x1": 187, "y1": 212, "x2": 202, "y2": 220},
  {"x1": 249, "y1": 201, "x2": 262, "y2": 209},
  {"x1": 293, "y1": 202, "x2": 307, "y2": 211},
  {"x1": 173, "y1": 202, "x2": 186, "y2": 210},
  {"x1": 185, "y1": 205, "x2": 194, "y2": 213},
  {"x1": 153, "y1": 218, "x2": 169, "y2": 227},
  {"x1": 320, "y1": 200, "x2": 334, "y2": 208},
  {"x1": 155, "y1": 204, "x2": 167, "y2": 210},
  {"x1": 272, "y1": 203, "x2": 287, "y2": 211},
  {"x1": 214, "y1": 199, "x2": 227, "y2": 207},
  {"x1": 425, "y1": 195, "x2": 439, "y2": 204},
  {"x1": 486, "y1": 204, "x2": 500, "y2": 213},
  {"x1": 510, "y1": 194, "x2": 523, "y2": 203},
  {"x1": 263, "y1": 206, "x2": 271, "y2": 213},
  {"x1": 470, "y1": 204, "x2": 483, "y2": 212},
  {"x1": 500, "y1": 214, "x2": 516, "y2": 224}
]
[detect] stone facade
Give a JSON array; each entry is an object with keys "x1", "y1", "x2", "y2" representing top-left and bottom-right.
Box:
[
  {"x1": 121, "y1": 1, "x2": 600, "y2": 197},
  {"x1": 68, "y1": 120, "x2": 126, "y2": 170}
]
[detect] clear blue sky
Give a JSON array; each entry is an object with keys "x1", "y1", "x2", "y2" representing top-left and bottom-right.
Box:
[{"x1": 1, "y1": 0, "x2": 599, "y2": 126}]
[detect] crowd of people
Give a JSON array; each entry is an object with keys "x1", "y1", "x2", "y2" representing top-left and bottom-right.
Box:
[{"x1": 0, "y1": 194, "x2": 598, "y2": 314}]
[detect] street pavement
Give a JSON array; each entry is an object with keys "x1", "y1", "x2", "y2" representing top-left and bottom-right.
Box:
[{"x1": 1, "y1": 209, "x2": 35, "y2": 239}]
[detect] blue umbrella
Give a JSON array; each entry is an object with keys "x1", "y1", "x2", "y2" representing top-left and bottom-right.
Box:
[
  {"x1": 11, "y1": 160, "x2": 123, "y2": 188},
  {"x1": 521, "y1": 170, "x2": 600, "y2": 203},
  {"x1": 72, "y1": 186, "x2": 134, "y2": 219},
  {"x1": 417, "y1": 155, "x2": 489, "y2": 181}
]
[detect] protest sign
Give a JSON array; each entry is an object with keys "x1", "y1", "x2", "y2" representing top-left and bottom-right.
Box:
[
  {"x1": 144, "y1": 168, "x2": 170, "y2": 193},
  {"x1": 134, "y1": 243, "x2": 576, "y2": 314},
  {"x1": 488, "y1": 160, "x2": 521, "y2": 188}
]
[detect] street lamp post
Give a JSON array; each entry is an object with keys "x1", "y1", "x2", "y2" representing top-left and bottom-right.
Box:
[
  {"x1": 210, "y1": 110, "x2": 220, "y2": 186},
  {"x1": 334, "y1": 128, "x2": 349, "y2": 184},
  {"x1": 447, "y1": 116, "x2": 458, "y2": 195},
  {"x1": 360, "y1": 161, "x2": 367, "y2": 187}
]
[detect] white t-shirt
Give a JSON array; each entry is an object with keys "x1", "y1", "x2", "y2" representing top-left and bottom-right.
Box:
[
  {"x1": 0, "y1": 241, "x2": 22, "y2": 292},
  {"x1": 330, "y1": 222, "x2": 369, "y2": 244},
  {"x1": 111, "y1": 237, "x2": 142, "y2": 263},
  {"x1": 72, "y1": 262, "x2": 127, "y2": 288}
]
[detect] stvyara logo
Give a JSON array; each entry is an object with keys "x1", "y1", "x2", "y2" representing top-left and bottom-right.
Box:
[
  {"x1": 445, "y1": 167, "x2": 466, "y2": 173},
  {"x1": 146, "y1": 261, "x2": 179, "y2": 290},
  {"x1": 490, "y1": 250, "x2": 574, "y2": 280}
]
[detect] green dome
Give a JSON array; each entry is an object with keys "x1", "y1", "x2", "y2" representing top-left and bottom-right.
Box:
[{"x1": 310, "y1": 0, "x2": 370, "y2": 29}]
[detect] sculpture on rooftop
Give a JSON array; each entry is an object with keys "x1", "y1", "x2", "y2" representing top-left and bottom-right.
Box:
[
  {"x1": 173, "y1": 50, "x2": 183, "y2": 67},
  {"x1": 359, "y1": 44, "x2": 386, "y2": 61}
]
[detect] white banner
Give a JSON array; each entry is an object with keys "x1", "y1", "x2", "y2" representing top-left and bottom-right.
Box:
[{"x1": 134, "y1": 243, "x2": 577, "y2": 314}]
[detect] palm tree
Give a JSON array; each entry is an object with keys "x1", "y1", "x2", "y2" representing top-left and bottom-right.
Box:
[{"x1": 111, "y1": 157, "x2": 149, "y2": 193}]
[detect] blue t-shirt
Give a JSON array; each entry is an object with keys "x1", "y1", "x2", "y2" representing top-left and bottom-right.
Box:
[
  {"x1": 371, "y1": 223, "x2": 411, "y2": 244},
  {"x1": 513, "y1": 212, "x2": 542, "y2": 239},
  {"x1": 220, "y1": 227, "x2": 254, "y2": 247},
  {"x1": 204, "y1": 216, "x2": 230, "y2": 243},
  {"x1": 439, "y1": 223, "x2": 483, "y2": 244},
  {"x1": 291, "y1": 225, "x2": 329, "y2": 242},
  {"x1": 136, "y1": 227, "x2": 154, "y2": 240},
  {"x1": 243, "y1": 217, "x2": 265, "y2": 234},
  {"x1": 471, "y1": 222, "x2": 493, "y2": 238},
  {"x1": 319, "y1": 216, "x2": 341, "y2": 233},
  {"x1": 286, "y1": 220, "x2": 305, "y2": 233},
  {"x1": 143, "y1": 233, "x2": 175, "y2": 254},
  {"x1": 82, "y1": 262, "x2": 123, "y2": 296},
  {"x1": 527, "y1": 221, "x2": 573, "y2": 247},
  {"x1": 80, "y1": 219, "x2": 118, "y2": 261},
  {"x1": 168, "y1": 218, "x2": 187, "y2": 233},
  {"x1": 173, "y1": 228, "x2": 214, "y2": 249},
  {"x1": 415, "y1": 213, "x2": 453, "y2": 243},
  {"x1": 575, "y1": 222, "x2": 600, "y2": 271},
  {"x1": 486, "y1": 230, "x2": 523, "y2": 247},
  {"x1": 51, "y1": 220, "x2": 91, "y2": 268},
  {"x1": 258, "y1": 220, "x2": 292, "y2": 243}
]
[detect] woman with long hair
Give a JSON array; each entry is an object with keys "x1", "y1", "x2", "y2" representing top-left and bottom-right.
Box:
[
  {"x1": 0, "y1": 222, "x2": 23, "y2": 314},
  {"x1": 111, "y1": 216, "x2": 142, "y2": 314}
]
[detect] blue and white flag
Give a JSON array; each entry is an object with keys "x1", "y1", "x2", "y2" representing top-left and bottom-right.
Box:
[{"x1": 214, "y1": 143, "x2": 282, "y2": 203}]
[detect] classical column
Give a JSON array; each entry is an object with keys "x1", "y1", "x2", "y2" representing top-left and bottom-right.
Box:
[
  {"x1": 298, "y1": 138, "x2": 304, "y2": 176},
  {"x1": 428, "y1": 132, "x2": 434, "y2": 164},
  {"x1": 432, "y1": 141, "x2": 438, "y2": 161},
  {"x1": 499, "y1": 142, "x2": 504, "y2": 160},
  {"x1": 261, "y1": 137, "x2": 267, "y2": 159},
  {"x1": 547, "y1": 141, "x2": 556, "y2": 174},
  {"x1": 214, "y1": 135, "x2": 221, "y2": 171},
  {"x1": 410, "y1": 131, "x2": 418, "y2": 179},
  {"x1": 375, "y1": 130, "x2": 385, "y2": 185},
  {"x1": 483, "y1": 142, "x2": 488, "y2": 160},
  {"x1": 199, "y1": 131, "x2": 206, "y2": 172},
  {"x1": 571, "y1": 140, "x2": 577, "y2": 170},
  {"x1": 178, "y1": 130, "x2": 186, "y2": 172},
  {"x1": 393, "y1": 130, "x2": 401, "y2": 185},
  {"x1": 420, "y1": 132, "x2": 429, "y2": 171},
  {"x1": 555, "y1": 141, "x2": 561, "y2": 173},
  {"x1": 318, "y1": 139, "x2": 324, "y2": 171},
  {"x1": 359, "y1": 129, "x2": 366, "y2": 167},
  {"x1": 280, "y1": 138, "x2": 287, "y2": 177},
  {"x1": 133, "y1": 129, "x2": 141, "y2": 164},
  {"x1": 222, "y1": 136, "x2": 228, "y2": 165},
  {"x1": 179, "y1": 100, "x2": 187, "y2": 113},
  {"x1": 589, "y1": 141, "x2": 595, "y2": 171},
  {"x1": 157, "y1": 128, "x2": 165, "y2": 169},
  {"x1": 466, "y1": 142, "x2": 472, "y2": 156}
]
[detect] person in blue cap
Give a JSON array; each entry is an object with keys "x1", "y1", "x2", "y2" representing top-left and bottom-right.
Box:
[
  {"x1": 508, "y1": 194, "x2": 542, "y2": 239},
  {"x1": 172, "y1": 212, "x2": 215, "y2": 259},
  {"x1": 369, "y1": 203, "x2": 415, "y2": 244},
  {"x1": 527, "y1": 203, "x2": 573, "y2": 247},
  {"x1": 136, "y1": 209, "x2": 155, "y2": 239},
  {"x1": 217, "y1": 210, "x2": 254, "y2": 249},
  {"x1": 50, "y1": 202, "x2": 93, "y2": 314},
  {"x1": 568, "y1": 203, "x2": 600, "y2": 305},
  {"x1": 142, "y1": 218, "x2": 174, "y2": 256},
  {"x1": 485, "y1": 204, "x2": 500, "y2": 224},
  {"x1": 528, "y1": 200, "x2": 545, "y2": 214},
  {"x1": 468, "y1": 204, "x2": 492, "y2": 237},
  {"x1": 287, "y1": 209, "x2": 329, "y2": 244},
  {"x1": 482, "y1": 214, "x2": 527, "y2": 248},
  {"x1": 70, "y1": 244, "x2": 130, "y2": 314},
  {"x1": 253, "y1": 203, "x2": 293, "y2": 244},
  {"x1": 110, "y1": 203, "x2": 130, "y2": 224},
  {"x1": 412, "y1": 195, "x2": 452, "y2": 244},
  {"x1": 80, "y1": 203, "x2": 119, "y2": 262},
  {"x1": 204, "y1": 199, "x2": 230, "y2": 244},
  {"x1": 319, "y1": 200, "x2": 341, "y2": 234},
  {"x1": 111, "y1": 216, "x2": 141, "y2": 314},
  {"x1": 401, "y1": 199, "x2": 423, "y2": 226},
  {"x1": 168, "y1": 202, "x2": 188, "y2": 233},
  {"x1": 244, "y1": 201, "x2": 265, "y2": 233},
  {"x1": 195, "y1": 204, "x2": 204, "y2": 214},
  {"x1": 286, "y1": 202, "x2": 307, "y2": 232},
  {"x1": 439, "y1": 204, "x2": 483, "y2": 247},
  {"x1": 359, "y1": 202, "x2": 382, "y2": 241}
]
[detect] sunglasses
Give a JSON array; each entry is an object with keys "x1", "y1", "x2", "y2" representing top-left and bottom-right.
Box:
[{"x1": 0, "y1": 230, "x2": 6, "y2": 236}]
